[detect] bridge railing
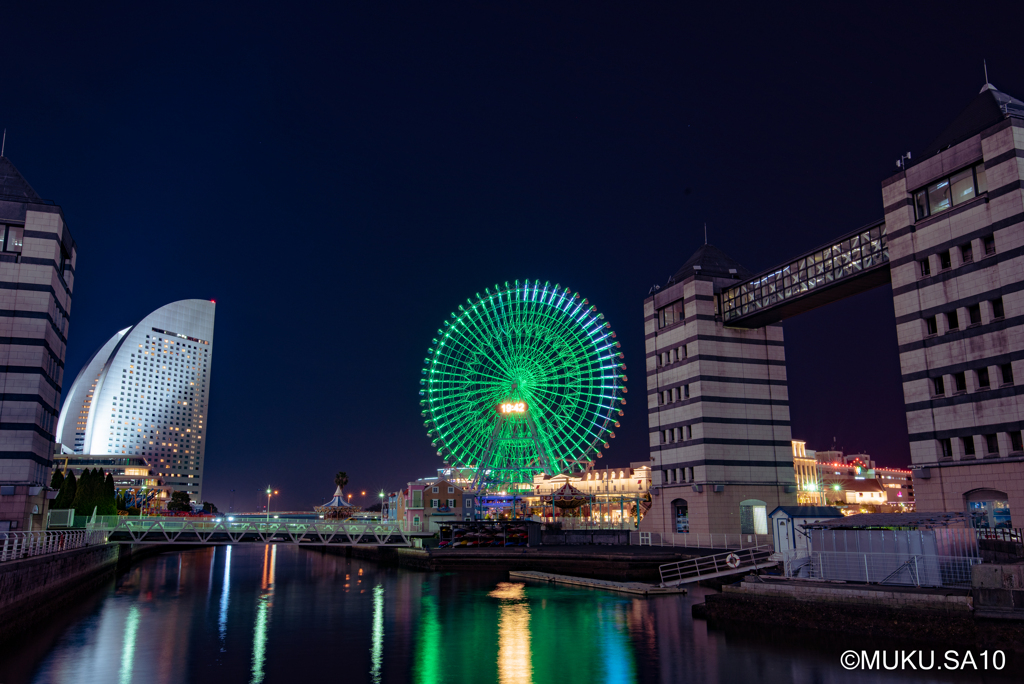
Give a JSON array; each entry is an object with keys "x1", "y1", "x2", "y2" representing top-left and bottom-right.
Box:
[
  {"x1": 87, "y1": 516, "x2": 419, "y2": 535},
  {"x1": 631, "y1": 531, "x2": 773, "y2": 550},
  {"x1": 0, "y1": 530, "x2": 106, "y2": 562},
  {"x1": 659, "y1": 546, "x2": 774, "y2": 587}
]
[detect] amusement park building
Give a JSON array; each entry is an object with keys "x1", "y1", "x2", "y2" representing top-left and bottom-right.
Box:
[
  {"x1": 56, "y1": 300, "x2": 216, "y2": 501},
  {"x1": 0, "y1": 156, "x2": 77, "y2": 532},
  {"x1": 642, "y1": 80, "x2": 1024, "y2": 535}
]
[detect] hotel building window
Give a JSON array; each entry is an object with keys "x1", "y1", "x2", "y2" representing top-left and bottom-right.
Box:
[
  {"x1": 960, "y1": 243, "x2": 973, "y2": 264},
  {"x1": 968, "y1": 304, "x2": 981, "y2": 326},
  {"x1": 939, "y1": 250, "x2": 951, "y2": 270},
  {"x1": 1011, "y1": 432, "x2": 1024, "y2": 453},
  {"x1": 953, "y1": 372, "x2": 966, "y2": 393},
  {"x1": 925, "y1": 316, "x2": 937, "y2": 336},
  {"x1": 977, "y1": 367, "x2": 990, "y2": 389},
  {"x1": 983, "y1": 234, "x2": 996, "y2": 256},
  {"x1": 962, "y1": 436, "x2": 976, "y2": 457},
  {"x1": 946, "y1": 310, "x2": 959, "y2": 331},
  {"x1": 1001, "y1": 364, "x2": 1014, "y2": 386},
  {"x1": 985, "y1": 434, "x2": 999, "y2": 455},
  {"x1": 933, "y1": 376, "x2": 945, "y2": 396},
  {"x1": 939, "y1": 438, "x2": 953, "y2": 460},
  {"x1": 919, "y1": 258, "x2": 931, "y2": 277}
]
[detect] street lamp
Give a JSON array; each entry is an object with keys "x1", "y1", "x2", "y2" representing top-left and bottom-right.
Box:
[{"x1": 266, "y1": 488, "x2": 278, "y2": 522}]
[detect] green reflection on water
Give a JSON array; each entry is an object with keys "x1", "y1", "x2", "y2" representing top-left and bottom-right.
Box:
[
  {"x1": 413, "y1": 578, "x2": 636, "y2": 684},
  {"x1": 118, "y1": 605, "x2": 141, "y2": 684},
  {"x1": 371, "y1": 585, "x2": 384, "y2": 683}
]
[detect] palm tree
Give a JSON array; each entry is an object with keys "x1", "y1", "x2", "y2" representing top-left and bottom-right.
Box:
[{"x1": 334, "y1": 471, "x2": 349, "y2": 497}]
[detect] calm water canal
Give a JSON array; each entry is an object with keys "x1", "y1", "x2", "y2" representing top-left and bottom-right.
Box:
[{"x1": 0, "y1": 545, "x2": 1014, "y2": 683}]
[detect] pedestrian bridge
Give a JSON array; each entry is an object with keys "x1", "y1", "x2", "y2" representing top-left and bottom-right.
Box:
[{"x1": 87, "y1": 518, "x2": 419, "y2": 547}]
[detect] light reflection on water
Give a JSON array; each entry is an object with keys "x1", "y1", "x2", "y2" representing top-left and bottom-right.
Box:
[
  {"x1": 0, "y1": 545, "x2": 1016, "y2": 684},
  {"x1": 489, "y1": 582, "x2": 532, "y2": 684}
]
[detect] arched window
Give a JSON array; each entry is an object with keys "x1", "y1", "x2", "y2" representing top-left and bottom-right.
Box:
[
  {"x1": 671, "y1": 498, "x2": 689, "y2": 533},
  {"x1": 740, "y1": 499, "x2": 768, "y2": 535},
  {"x1": 965, "y1": 489, "x2": 1011, "y2": 529}
]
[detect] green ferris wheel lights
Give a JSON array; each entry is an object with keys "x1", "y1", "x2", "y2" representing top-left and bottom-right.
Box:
[{"x1": 420, "y1": 280, "x2": 626, "y2": 486}]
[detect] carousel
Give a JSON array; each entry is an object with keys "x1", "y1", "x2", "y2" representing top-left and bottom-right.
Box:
[{"x1": 313, "y1": 486, "x2": 361, "y2": 520}]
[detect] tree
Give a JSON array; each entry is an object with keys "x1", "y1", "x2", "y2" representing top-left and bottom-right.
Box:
[
  {"x1": 168, "y1": 490, "x2": 192, "y2": 512},
  {"x1": 72, "y1": 469, "x2": 100, "y2": 518},
  {"x1": 54, "y1": 471, "x2": 77, "y2": 510},
  {"x1": 50, "y1": 469, "x2": 65, "y2": 492},
  {"x1": 102, "y1": 473, "x2": 117, "y2": 515},
  {"x1": 202, "y1": 501, "x2": 218, "y2": 514},
  {"x1": 334, "y1": 471, "x2": 349, "y2": 494}
]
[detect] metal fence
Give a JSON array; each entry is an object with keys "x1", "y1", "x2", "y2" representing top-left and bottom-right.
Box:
[
  {"x1": 659, "y1": 546, "x2": 775, "y2": 587},
  {"x1": 632, "y1": 531, "x2": 773, "y2": 550},
  {"x1": 0, "y1": 530, "x2": 106, "y2": 562},
  {"x1": 808, "y1": 551, "x2": 980, "y2": 588}
]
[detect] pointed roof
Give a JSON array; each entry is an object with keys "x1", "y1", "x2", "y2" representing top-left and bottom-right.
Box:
[
  {"x1": 923, "y1": 83, "x2": 1024, "y2": 157},
  {"x1": 0, "y1": 156, "x2": 42, "y2": 201},
  {"x1": 667, "y1": 243, "x2": 751, "y2": 285}
]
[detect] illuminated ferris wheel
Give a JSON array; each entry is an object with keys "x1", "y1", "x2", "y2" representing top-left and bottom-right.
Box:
[{"x1": 419, "y1": 280, "x2": 627, "y2": 491}]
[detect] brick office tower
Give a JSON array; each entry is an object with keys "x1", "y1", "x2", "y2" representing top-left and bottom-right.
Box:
[
  {"x1": 884, "y1": 83, "x2": 1024, "y2": 528},
  {"x1": 0, "y1": 157, "x2": 76, "y2": 532},
  {"x1": 641, "y1": 245, "x2": 796, "y2": 538}
]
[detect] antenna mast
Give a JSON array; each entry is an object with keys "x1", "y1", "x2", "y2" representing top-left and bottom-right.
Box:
[
  {"x1": 704, "y1": 223, "x2": 707, "y2": 245},
  {"x1": 984, "y1": 59, "x2": 989, "y2": 85},
  {"x1": 1, "y1": 129, "x2": 5, "y2": 157}
]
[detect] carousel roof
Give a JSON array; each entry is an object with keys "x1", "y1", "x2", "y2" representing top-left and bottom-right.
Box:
[
  {"x1": 314, "y1": 486, "x2": 362, "y2": 512},
  {"x1": 549, "y1": 482, "x2": 587, "y2": 501}
]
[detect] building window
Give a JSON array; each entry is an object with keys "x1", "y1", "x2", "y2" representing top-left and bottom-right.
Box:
[
  {"x1": 967, "y1": 304, "x2": 981, "y2": 326},
  {"x1": 925, "y1": 316, "x2": 937, "y2": 336},
  {"x1": 1001, "y1": 364, "x2": 1014, "y2": 386},
  {"x1": 992, "y1": 297, "x2": 1004, "y2": 320},
  {"x1": 939, "y1": 438, "x2": 953, "y2": 460},
  {"x1": 4, "y1": 226, "x2": 23, "y2": 253},
  {"x1": 985, "y1": 434, "x2": 999, "y2": 455},
  {"x1": 683, "y1": 384, "x2": 690, "y2": 399},
  {"x1": 960, "y1": 243, "x2": 973, "y2": 264},
  {"x1": 983, "y1": 234, "x2": 996, "y2": 256},
  {"x1": 977, "y1": 367, "x2": 990, "y2": 389},
  {"x1": 939, "y1": 250, "x2": 951, "y2": 270},
  {"x1": 962, "y1": 436, "x2": 976, "y2": 457},
  {"x1": 447, "y1": 499, "x2": 455, "y2": 508},
  {"x1": 680, "y1": 345, "x2": 687, "y2": 359},
  {"x1": 953, "y1": 372, "x2": 967, "y2": 393},
  {"x1": 913, "y1": 163, "x2": 987, "y2": 220},
  {"x1": 432, "y1": 486, "x2": 438, "y2": 493},
  {"x1": 919, "y1": 258, "x2": 931, "y2": 277},
  {"x1": 1010, "y1": 432, "x2": 1024, "y2": 453},
  {"x1": 933, "y1": 376, "x2": 945, "y2": 396},
  {"x1": 685, "y1": 425, "x2": 692, "y2": 440},
  {"x1": 946, "y1": 311, "x2": 959, "y2": 332},
  {"x1": 658, "y1": 300, "x2": 684, "y2": 329},
  {"x1": 673, "y1": 499, "x2": 689, "y2": 533},
  {"x1": 431, "y1": 499, "x2": 439, "y2": 508},
  {"x1": 740, "y1": 499, "x2": 768, "y2": 535},
  {"x1": 448, "y1": 487, "x2": 454, "y2": 493}
]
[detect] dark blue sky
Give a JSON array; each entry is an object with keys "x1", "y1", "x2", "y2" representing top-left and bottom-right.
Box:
[{"x1": 3, "y1": 3, "x2": 1022, "y2": 511}]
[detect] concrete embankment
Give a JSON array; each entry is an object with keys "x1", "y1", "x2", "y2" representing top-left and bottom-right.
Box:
[
  {"x1": 0, "y1": 543, "x2": 168, "y2": 642},
  {"x1": 696, "y1": 575, "x2": 1024, "y2": 653},
  {"x1": 315, "y1": 544, "x2": 701, "y2": 582}
]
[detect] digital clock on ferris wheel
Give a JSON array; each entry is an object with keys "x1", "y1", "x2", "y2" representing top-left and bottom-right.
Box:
[{"x1": 497, "y1": 401, "x2": 528, "y2": 414}]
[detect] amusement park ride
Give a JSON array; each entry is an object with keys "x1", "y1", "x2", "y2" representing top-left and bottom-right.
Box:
[{"x1": 420, "y1": 280, "x2": 627, "y2": 496}]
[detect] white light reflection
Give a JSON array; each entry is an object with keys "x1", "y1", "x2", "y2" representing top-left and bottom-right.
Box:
[
  {"x1": 118, "y1": 605, "x2": 141, "y2": 684},
  {"x1": 370, "y1": 584, "x2": 384, "y2": 683},
  {"x1": 250, "y1": 544, "x2": 277, "y2": 684},
  {"x1": 219, "y1": 545, "x2": 232, "y2": 649},
  {"x1": 489, "y1": 582, "x2": 532, "y2": 684}
]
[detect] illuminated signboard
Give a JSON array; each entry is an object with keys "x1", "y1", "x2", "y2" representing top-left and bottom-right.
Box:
[{"x1": 497, "y1": 401, "x2": 527, "y2": 415}]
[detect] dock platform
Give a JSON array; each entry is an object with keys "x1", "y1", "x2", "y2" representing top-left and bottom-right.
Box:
[{"x1": 509, "y1": 570, "x2": 687, "y2": 596}]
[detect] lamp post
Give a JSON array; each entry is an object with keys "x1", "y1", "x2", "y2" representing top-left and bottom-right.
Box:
[{"x1": 265, "y1": 488, "x2": 278, "y2": 522}]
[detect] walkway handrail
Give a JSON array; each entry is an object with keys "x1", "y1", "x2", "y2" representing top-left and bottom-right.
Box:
[
  {"x1": 659, "y1": 545, "x2": 773, "y2": 587},
  {"x1": 0, "y1": 530, "x2": 105, "y2": 562}
]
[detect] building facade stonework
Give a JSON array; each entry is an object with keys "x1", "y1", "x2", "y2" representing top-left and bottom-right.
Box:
[
  {"x1": 0, "y1": 157, "x2": 76, "y2": 531},
  {"x1": 640, "y1": 246, "x2": 797, "y2": 537},
  {"x1": 884, "y1": 84, "x2": 1024, "y2": 528}
]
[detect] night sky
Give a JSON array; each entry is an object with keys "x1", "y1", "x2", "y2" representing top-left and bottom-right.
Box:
[{"x1": 3, "y1": 3, "x2": 1023, "y2": 511}]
